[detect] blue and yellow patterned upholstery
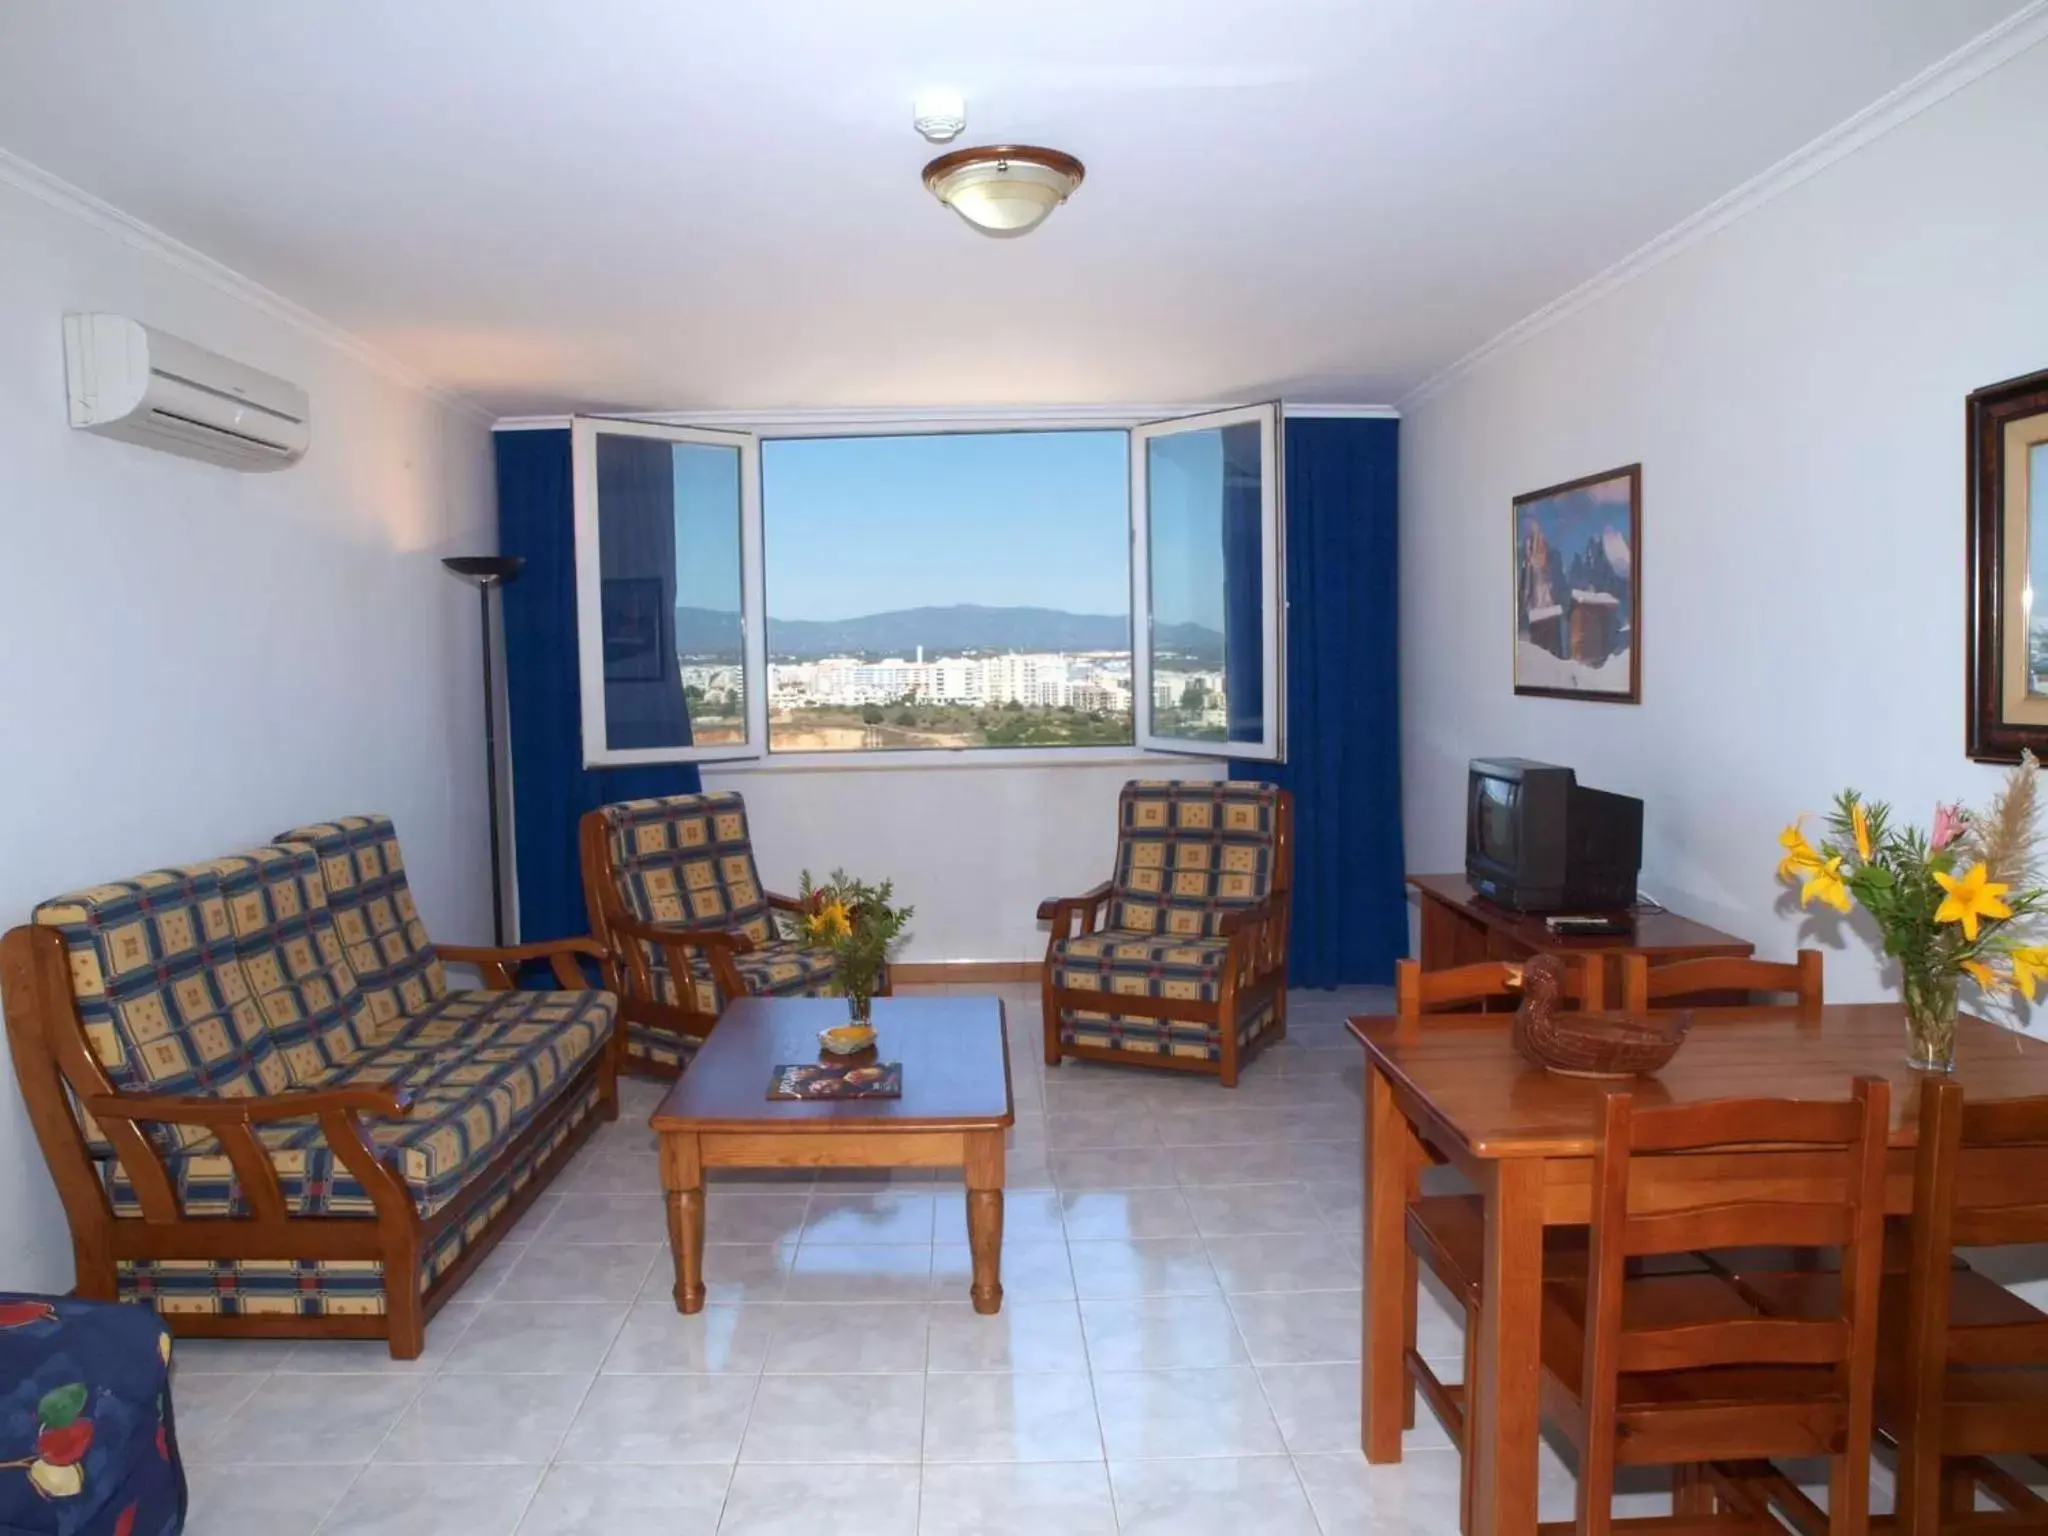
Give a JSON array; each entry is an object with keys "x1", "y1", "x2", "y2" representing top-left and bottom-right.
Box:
[
  {"x1": 1109, "y1": 780, "x2": 1279, "y2": 938},
  {"x1": 594, "y1": 792, "x2": 776, "y2": 945},
  {"x1": 1050, "y1": 779, "x2": 1288, "y2": 1069},
  {"x1": 34, "y1": 867, "x2": 294, "y2": 1150},
  {"x1": 116, "y1": 1077, "x2": 602, "y2": 1317},
  {"x1": 273, "y1": 816, "x2": 447, "y2": 1032},
  {"x1": 104, "y1": 987, "x2": 614, "y2": 1219},
  {"x1": 210, "y1": 844, "x2": 377, "y2": 1077},
  {"x1": 591, "y1": 791, "x2": 841, "y2": 1071}
]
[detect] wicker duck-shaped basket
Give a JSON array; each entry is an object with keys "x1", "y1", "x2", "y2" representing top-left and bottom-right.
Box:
[{"x1": 1512, "y1": 953, "x2": 1693, "y2": 1079}]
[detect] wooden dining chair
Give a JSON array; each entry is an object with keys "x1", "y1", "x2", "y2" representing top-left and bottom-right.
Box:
[
  {"x1": 1621, "y1": 951, "x2": 1824, "y2": 1012},
  {"x1": 1394, "y1": 955, "x2": 1604, "y2": 1534},
  {"x1": 1887, "y1": 1079, "x2": 2048, "y2": 1529},
  {"x1": 1539, "y1": 1078, "x2": 1889, "y2": 1535}
]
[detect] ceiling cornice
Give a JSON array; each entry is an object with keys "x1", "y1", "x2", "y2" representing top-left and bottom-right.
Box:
[
  {"x1": 1398, "y1": 0, "x2": 2048, "y2": 411},
  {"x1": 0, "y1": 145, "x2": 492, "y2": 423},
  {"x1": 492, "y1": 401, "x2": 1400, "y2": 431}
]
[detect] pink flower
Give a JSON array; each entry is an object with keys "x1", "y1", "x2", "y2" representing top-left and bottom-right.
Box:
[{"x1": 1931, "y1": 802, "x2": 1967, "y2": 851}]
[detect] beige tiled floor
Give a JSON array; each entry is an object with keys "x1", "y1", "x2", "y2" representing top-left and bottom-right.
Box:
[{"x1": 174, "y1": 981, "x2": 1588, "y2": 1534}]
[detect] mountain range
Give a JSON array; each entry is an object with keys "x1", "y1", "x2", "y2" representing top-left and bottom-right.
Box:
[{"x1": 672, "y1": 603, "x2": 1224, "y2": 662}]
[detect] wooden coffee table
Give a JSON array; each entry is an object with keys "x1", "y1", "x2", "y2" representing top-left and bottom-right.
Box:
[{"x1": 650, "y1": 995, "x2": 1014, "y2": 1314}]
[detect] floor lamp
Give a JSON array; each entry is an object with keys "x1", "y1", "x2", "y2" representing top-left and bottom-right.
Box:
[{"x1": 442, "y1": 554, "x2": 525, "y2": 946}]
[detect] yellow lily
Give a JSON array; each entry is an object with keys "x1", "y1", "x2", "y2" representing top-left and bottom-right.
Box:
[
  {"x1": 2009, "y1": 946, "x2": 2048, "y2": 1002},
  {"x1": 1776, "y1": 820, "x2": 1824, "y2": 882},
  {"x1": 1933, "y1": 862, "x2": 2012, "y2": 942},
  {"x1": 1851, "y1": 801, "x2": 1872, "y2": 863},
  {"x1": 1963, "y1": 958, "x2": 2005, "y2": 994},
  {"x1": 1799, "y1": 855, "x2": 1852, "y2": 913},
  {"x1": 812, "y1": 899, "x2": 852, "y2": 942}
]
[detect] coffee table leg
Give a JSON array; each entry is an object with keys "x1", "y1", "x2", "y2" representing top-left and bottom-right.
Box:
[
  {"x1": 660, "y1": 1130, "x2": 706, "y2": 1314},
  {"x1": 964, "y1": 1129, "x2": 1005, "y2": 1315}
]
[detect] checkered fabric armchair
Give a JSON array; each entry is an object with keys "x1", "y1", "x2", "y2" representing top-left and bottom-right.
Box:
[
  {"x1": 580, "y1": 791, "x2": 845, "y2": 1076},
  {"x1": 0, "y1": 816, "x2": 616, "y2": 1359},
  {"x1": 1039, "y1": 780, "x2": 1294, "y2": 1087}
]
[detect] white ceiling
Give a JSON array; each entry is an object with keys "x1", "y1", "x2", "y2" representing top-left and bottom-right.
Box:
[{"x1": 0, "y1": 1, "x2": 2029, "y2": 416}]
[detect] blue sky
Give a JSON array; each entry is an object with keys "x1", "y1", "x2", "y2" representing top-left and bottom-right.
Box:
[
  {"x1": 761, "y1": 430, "x2": 1132, "y2": 621},
  {"x1": 668, "y1": 428, "x2": 1234, "y2": 629}
]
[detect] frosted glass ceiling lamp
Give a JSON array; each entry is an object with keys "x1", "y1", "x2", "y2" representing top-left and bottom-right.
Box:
[{"x1": 922, "y1": 145, "x2": 1085, "y2": 238}]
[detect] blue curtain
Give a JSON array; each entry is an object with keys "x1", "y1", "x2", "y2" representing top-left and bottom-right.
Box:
[
  {"x1": 1237, "y1": 416, "x2": 1405, "y2": 987},
  {"x1": 496, "y1": 428, "x2": 701, "y2": 943}
]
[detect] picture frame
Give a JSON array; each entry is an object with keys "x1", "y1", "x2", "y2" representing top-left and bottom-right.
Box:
[
  {"x1": 600, "y1": 575, "x2": 669, "y2": 683},
  {"x1": 1966, "y1": 366, "x2": 2048, "y2": 762},
  {"x1": 1512, "y1": 463, "x2": 1641, "y2": 704}
]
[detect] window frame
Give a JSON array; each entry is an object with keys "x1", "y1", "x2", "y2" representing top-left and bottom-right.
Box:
[
  {"x1": 1130, "y1": 402, "x2": 1287, "y2": 761},
  {"x1": 571, "y1": 415, "x2": 767, "y2": 767},
  {"x1": 567, "y1": 406, "x2": 1288, "y2": 772}
]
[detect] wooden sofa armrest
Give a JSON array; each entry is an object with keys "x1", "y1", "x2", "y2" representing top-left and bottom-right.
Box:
[
  {"x1": 83, "y1": 1086, "x2": 414, "y2": 1127},
  {"x1": 601, "y1": 910, "x2": 754, "y2": 1008},
  {"x1": 1217, "y1": 898, "x2": 1290, "y2": 984},
  {"x1": 766, "y1": 890, "x2": 813, "y2": 915},
  {"x1": 440, "y1": 937, "x2": 607, "y2": 990},
  {"x1": 78, "y1": 1085, "x2": 416, "y2": 1226},
  {"x1": 1036, "y1": 881, "x2": 1114, "y2": 924}
]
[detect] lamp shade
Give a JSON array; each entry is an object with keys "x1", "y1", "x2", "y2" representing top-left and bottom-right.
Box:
[
  {"x1": 442, "y1": 555, "x2": 525, "y2": 585},
  {"x1": 923, "y1": 146, "x2": 1085, "y2": 239}
]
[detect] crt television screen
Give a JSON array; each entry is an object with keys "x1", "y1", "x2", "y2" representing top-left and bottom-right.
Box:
[{"x1": 1473, "y1": 775, "x2": 1518, "y2": 865}]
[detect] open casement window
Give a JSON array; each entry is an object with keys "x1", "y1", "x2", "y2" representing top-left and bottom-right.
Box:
[
  {"x1": 1131, "y1": 403, "x2": 1285, "y2": 761},
  {"x1": 572, "y1": 416, "x2": 766, "y2": 766}
]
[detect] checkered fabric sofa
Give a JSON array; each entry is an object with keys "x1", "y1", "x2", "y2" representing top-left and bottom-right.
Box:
[
  {"x1": 0, "y1": 815, "x2": 616, "y2": 1358},
  {"x1": 1038, "y1": 780, "x2": 1294, "y2": 1087},
  {"x1": 580, "y1": 791, "x2": 842, "y2": 1075}
]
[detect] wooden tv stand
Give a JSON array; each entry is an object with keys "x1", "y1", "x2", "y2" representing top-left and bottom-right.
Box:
[{"x1": 1408, "y1": 873, "x2": 1753, "y2": 1004}]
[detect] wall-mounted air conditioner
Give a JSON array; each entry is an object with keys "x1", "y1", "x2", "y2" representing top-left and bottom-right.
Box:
[{"x1": 62, "y1": 313, "x2": 310, "y2": 471}]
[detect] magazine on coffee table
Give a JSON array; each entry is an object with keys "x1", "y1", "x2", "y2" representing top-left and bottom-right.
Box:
[{"x1": 768, "y1": 1062, "x2": 903, "y2": 1100}]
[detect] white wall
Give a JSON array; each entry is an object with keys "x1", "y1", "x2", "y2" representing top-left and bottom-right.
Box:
[
  {"x1": 0, "y1": 173, "x2": 498, "y2": 1291},
  {"x1": 1400, "y1": 38, "x2": 2048, "y2": 1003},
  {"x1": 703, "y1": 757, "x2": 1227, "y2": 962}
]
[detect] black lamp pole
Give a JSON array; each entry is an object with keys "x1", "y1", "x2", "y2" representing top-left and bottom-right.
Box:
[{"x1": 442, "y1": 555, "x2": 525, "y2": 946}]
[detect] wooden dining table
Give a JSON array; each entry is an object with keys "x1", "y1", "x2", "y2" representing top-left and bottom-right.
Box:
[{"x1": 1350, "y1": 1003, "x2": 2048, "y2": 1535}]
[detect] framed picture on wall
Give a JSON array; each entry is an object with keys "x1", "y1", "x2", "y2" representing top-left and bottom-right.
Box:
[
  {"x1": 1513, "y1": 464, "x2": 1641, "y2": 703},
  {"x1": 1966, "y1": 366, "x2": 2048, "y2": 762}
]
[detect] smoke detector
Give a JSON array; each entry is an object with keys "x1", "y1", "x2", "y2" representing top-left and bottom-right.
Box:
[{"x1": 913, "y1": 89, "x2": 967, "y2": 143}]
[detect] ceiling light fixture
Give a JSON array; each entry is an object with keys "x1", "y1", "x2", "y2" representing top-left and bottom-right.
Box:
[{"x1": 922, "y1": 145, "x2": 1085, "y2": 239}]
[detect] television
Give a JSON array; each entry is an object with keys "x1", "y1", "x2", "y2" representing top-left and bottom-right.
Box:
[{"x1": 1465, "y1": 757, "x2": 1643, "y2": 913}]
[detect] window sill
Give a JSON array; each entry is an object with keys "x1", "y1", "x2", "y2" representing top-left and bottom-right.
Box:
[{"x1": 697, "y1": 745, "x2": 1232, "y2": 775}]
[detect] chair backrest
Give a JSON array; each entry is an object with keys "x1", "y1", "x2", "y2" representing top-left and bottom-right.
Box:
[
  {"x1": 584, "y1": 791, "x2": 774, "y2": 945},
  {"x1": 274, "y1": 815, "x2": 445, "y2": 1031},
  {"x1": 1895, "y1": 1081, "x2": 2048, "y2": 1526},
  {"x1": 1575, "y1": 1079, "x2": 1888, "y2": 1532},
  {"x1": 1395, "y1": 955, "x2": 1604, "y2": 1014},
  {"x1": 31, "y1": 863, "x2": 296, "y2": 1151},
  {"x1": 1621, "y1": 951, "x2": 1822, "y2": 1012},
  {"x1": 1108, "y1": 780, "x2": 1291, "y2": 939}
]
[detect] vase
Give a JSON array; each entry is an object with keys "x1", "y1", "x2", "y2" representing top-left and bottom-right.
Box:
[
  {"x1": 843, "y1": 987, "x2": 873, "y2": 1027},
  {"x1": 1900, "y1": 968, "x2": 1959, "y2": 1073}
]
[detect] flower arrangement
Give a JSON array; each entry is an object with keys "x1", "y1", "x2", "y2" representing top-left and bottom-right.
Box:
[
  {"x1": 796, "y1": 869, "x2": 913, "y2": 1025},
  {"x1": 1775, "y1": 751, "x2": 2048, "y2": 1070}
]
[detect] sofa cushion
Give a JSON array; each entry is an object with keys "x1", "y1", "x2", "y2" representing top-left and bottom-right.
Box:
[
  {"x1": 1110, "y1": 780, "x2": 1280, "y2": 938},
  {"x1": 34, "y1": 867, "x2": 292, "y2": 1150},
  {"x1": 1052, "y1": 930, "x2": 1230, "y2": 1007},
  {"x1": 595, "y1": 792, "x2": 776, "y2": 945},
  {"x1": 103, "y1": 988, "x2": 614, "y2": 1219},
  {"x1": 210, "y1": 844, "x2": 376, "y2": 1078},
  {"x1": 273, "y1": 815, "x2": 446, "y2": 1034},
  {"x1": 648, "y1": 937, "x2": 839, "y2": 1015}
]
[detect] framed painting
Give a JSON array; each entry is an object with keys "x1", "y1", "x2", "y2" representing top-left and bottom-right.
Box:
[
  {"x1": 1512, "y1": 463, "x2": 1641, "y2": 703},
  {"x1": 1967, "y1": 366, "x2": 2048, "y2": 762}
]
